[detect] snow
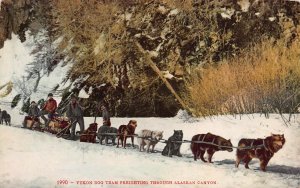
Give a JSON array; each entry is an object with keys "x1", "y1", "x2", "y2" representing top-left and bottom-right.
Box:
[
  {"x1": 269, "y1": 17, "x2": 276, "y2": 22},
  {"x1": 238, "y1": 0, "x2": 250, "y2": 12},
  {"x1": 0, "y1": 33, "x2": 34, "y2": 86},
  {"x1": 148, "y1": 50, "x2": 159, "y2": 57},
  {"x1": 0, "y1": 29, "x2": 71, "y2": 109},
  {"x1": 125, "y1": 13, "x2": 132, "y2": 21},
  {"x1": 0, "y1": 114, "x2": 299, "y2": 188},
  {"x1": 220, "y1": 8, "x2": 235, "y2": 19},
  {"x1": 78, "y1": 86, "x2": 92, "y2": 99},
  {"x1": 28, "y1": 61, "x2": 72, "y2": 102},
  {"x1": 158, "y1": 5, "x2": 168, "y2": 14},
  {"x1": 53, "y1": 36, "x2": 64, "y2": 47},
  {"x1": 168, "y1": 9, "x2": 179, "y2": 16},
  {"x1": 162, "y1": 70, "x2": 174, "y2": 79}
]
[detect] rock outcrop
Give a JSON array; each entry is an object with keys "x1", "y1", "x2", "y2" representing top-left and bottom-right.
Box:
[{"x1": 0, "y1": 0, "x2": 34, "y2": 48}]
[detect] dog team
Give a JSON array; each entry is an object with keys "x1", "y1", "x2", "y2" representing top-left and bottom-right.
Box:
[{"x1": 1, "y1": 93, "x2": 286, "y2": 172}]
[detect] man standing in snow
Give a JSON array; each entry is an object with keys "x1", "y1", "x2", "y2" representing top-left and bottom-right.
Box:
[
  {"x1": 40, "y1": 93, "x2": 57, "y2": 127},
  {"x1": 100, "y1": 103, "x2": 111, "y2": 126},
  {"x1": 66, "y1": 95, "x2": 85, "y2": 140}
]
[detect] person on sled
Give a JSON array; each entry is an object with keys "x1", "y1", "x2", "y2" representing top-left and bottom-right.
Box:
[
  {"x1": 100, "y1": 102, "x2": 111, "y2": 126},
  {"x1": 66, "y1": 95, "x2": 85, "y2": 140},
  {"x1": 40, "y1": 93, "x2": 57, "y2": 127},
  {"x1": 23, "y1": 101, "x2": 40, "y2": 128}
]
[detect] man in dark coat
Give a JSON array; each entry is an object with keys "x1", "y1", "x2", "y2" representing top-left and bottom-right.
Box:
[
  {"x1": 101, "y1": 103, "x2": 111, "y2": 126},
  {"x1": 28, "y1": 101, "x2": 40, "y2": 117},
  {"x1": 23, "y1": 101, "x2": 40, "y2": 128},
  {"x1": 66, "y1": 95, "x2": 85, "y2": 140}
]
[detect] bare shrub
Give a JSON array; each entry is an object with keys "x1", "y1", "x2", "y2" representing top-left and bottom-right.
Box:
[{"x1": 187, "y1": 39, "x2": 300, "y2": 117}]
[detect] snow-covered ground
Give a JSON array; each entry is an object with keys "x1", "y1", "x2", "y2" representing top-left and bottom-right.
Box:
[{"x1": 0, "y1": 113, "x2": 299, "y2": 188}]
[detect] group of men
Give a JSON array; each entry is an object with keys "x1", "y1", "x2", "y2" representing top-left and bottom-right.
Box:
[
  {"x1": 24, "y1": 93, "x2": 110, "y2": 140},
  {"x1": 24, "y1": 93, "x2": 57, "y2": 128}
]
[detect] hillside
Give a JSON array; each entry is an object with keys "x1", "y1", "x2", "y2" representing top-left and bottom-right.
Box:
[{"x1": 0, "y1": 0, "x2": 299, "y2": 117}]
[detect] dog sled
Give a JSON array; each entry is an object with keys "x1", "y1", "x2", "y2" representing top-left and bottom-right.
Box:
[
  {"x1": 44, "y1": 116, "x2": 71, "y2": 136},
  {"x1": 23, "y1": 116, "x2": 43, "y2": 131}
]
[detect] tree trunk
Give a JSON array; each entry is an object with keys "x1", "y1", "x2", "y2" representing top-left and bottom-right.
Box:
[
  {"x1": 34, "y1": 72, "x2": 41, "y2": 93},
  {"x1": 135, "y1": 41, "x2": 195, "y2": 116}
]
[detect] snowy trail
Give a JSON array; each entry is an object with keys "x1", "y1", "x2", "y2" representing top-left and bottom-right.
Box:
[{"x1": 0, "y1": 114, "x2": 299, "y2": 188}]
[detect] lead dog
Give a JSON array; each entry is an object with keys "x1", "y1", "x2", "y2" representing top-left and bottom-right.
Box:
[
  {"x1": 236, "y1": 134, "x2": 285, "y2": 171},
  {"x1": 117, "y1": 120, "x2": 137, "y2": 148}
]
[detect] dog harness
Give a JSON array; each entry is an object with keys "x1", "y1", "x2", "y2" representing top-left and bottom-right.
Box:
[{"x1": 197, "y1": 134, "x2": 222, "y2": 150}]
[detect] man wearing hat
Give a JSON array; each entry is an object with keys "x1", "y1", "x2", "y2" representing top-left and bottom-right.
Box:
[
  {"x1": 23, "y1": 101, "x2": 40, "y2": 128},
  {"x1": 66, "y1": 95, "x2": 85, "y2": 140},
  {"x1": 40, "y1": 93, "x2": 57, "y2": 127},
  {"x1": 100, "y1": 102, "x2": 111, "y2": 126}
]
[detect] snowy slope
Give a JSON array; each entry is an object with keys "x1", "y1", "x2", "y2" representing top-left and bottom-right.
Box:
[
  {"x1": 0, "y1": 31, "x2": 71, "y2": 113},
  {"x1": 0, "y1": 33, "x2": 34, "y2": 86},
  {"x1": 0, "y1": 114, "x2": 299, "y2": 188}
]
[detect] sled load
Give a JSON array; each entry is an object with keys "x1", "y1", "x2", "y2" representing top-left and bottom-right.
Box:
[
  {"x1": 45, "y1": 116, "x2": 70, "y2": 135},
  {"x1": 23, "y1": 116, "x2": 42, "y2": 131},
  {"x1": 80, "y1": 122, "x2": 98, "y2": 143}
]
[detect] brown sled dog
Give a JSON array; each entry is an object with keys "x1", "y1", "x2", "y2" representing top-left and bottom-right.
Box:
[
  {"x1": 80, "y1": 123, "x2": 98, "y2": 143},
  {"x1": 191, "y1": 133, "x2": 233, "y2": 163},
  {"x1": 236, "y1": 134, "x2": 285, "y2": 171},
  {"x1": 117, "y1": 120, "x2": 137, "y2": 148}
]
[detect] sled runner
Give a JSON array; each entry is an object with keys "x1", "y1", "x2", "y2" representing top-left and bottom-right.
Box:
[{"x1": 56, "y1": 122, "x2": 72, "y2": 138}]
